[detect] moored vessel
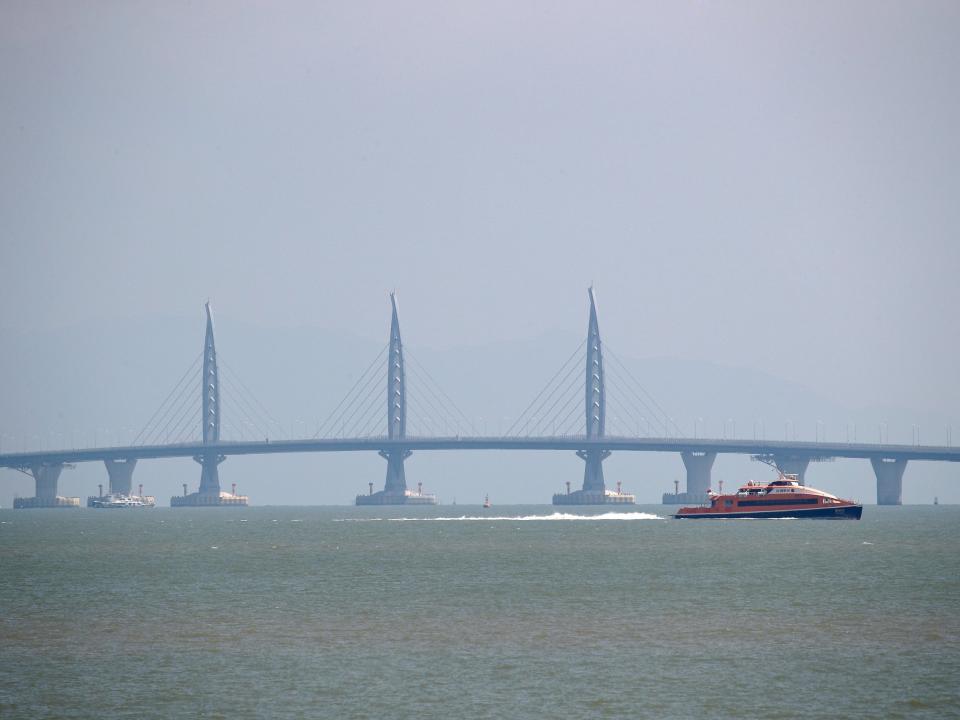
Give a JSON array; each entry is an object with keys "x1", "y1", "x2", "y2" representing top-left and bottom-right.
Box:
[
  {"x1": 88, "y1": 493, "x2": 156, "y2": 509},
  {"x1": 675, "y1": 475, "x2": 862, "y2": 519}
]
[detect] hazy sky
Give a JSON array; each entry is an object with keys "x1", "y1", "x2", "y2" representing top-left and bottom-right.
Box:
[{"x1": 2, "y1": 1, "x2": 958, "y2": 418}]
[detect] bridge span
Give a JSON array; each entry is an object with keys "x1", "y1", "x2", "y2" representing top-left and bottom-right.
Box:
[
  {"x1": 3, "y1": 436, "x2": 959, "y2": 464},
  {"x1": 2, "y1": 290, "x2": 956, "y2": 507},
  {"x1": 2, "y1": 436, "x2": 957, "y2": 505}
]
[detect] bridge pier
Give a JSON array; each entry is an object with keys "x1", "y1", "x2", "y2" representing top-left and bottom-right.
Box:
[
  {"x1": 359, "y1": 449, "x2": 434, "y2": 505},
  {"x1": 14, "y1": 463, "x2": 80, "y2": 508},
  {"x1": 773, "y1": 456, "x2": 810, "y2": 485},
  {"x1": 672, "y1": 451, "x2": 715, "y2": 504},
  {"x1": 555, "y1": 449, "x2": 633, "y2": 505},
  {"x1": 197, "y1": 454, "x2": 224, "y2": 497},
  {"x1": 172, "y1": 453, "x2": 246, "y2": 506},
  {"x1": 105, "y1": 459, "x2": 137, "y2": 495},
  {"x1": 579, "y1": 449, "x2": 610, "y2": 494},
  {"x1": 381, "y1": 449, "x2": 411, "y2": 495},
  {"x1": 872, "y1": 458, "x2": 906, "y2": 505},
  {"x1": 34, "y1": 463, "x2": 62, "y2": 500}
]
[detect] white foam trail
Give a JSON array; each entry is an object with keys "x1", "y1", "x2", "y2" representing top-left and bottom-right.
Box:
[
  {"x1": 332, "y1": 517, "x2": 384, "y2": 522},
  {"x1": 334, "y1": 512, "x2": 664, "y2": 522}
]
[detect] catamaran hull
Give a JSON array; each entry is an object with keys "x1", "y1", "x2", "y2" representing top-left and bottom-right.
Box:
[{"x1": 675, "y1": 505, "x2": 862, "y2": 520}]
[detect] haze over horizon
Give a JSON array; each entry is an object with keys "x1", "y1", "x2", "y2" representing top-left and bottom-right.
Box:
[{"x1": 1, "y1": 2, "x2": 957, "y2": 504}]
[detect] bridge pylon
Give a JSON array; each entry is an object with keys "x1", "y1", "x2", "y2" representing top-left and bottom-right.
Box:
[
  {"x1": 171, "y1": 302, "x2": 247, "y2": 507},
  {"x1": 358, "y1": 293, "x2": 436, "y2": 505},
  {"x1": 554, "y1": 288, "x2": 634, "y2": 505}
]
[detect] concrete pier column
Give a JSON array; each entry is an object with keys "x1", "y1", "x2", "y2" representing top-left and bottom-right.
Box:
[
  {"x1": 380, "y1": 449, "x2": 412, "y2": 495},
  {"x1": 681, "y1": 451, "x2": 716, "y2": 497},
  {"x1": 196, "y1": 453, "x2": 225, "y2": 497},
  {"x1": 31, "y1": 463, "x2": 64, "y2": 500},
  {"x1": 105, "y1": 459, "x2": 137, "y2": 495},
  {"x1": 871, "y1": 458, "x2": 906, "y2": 506},
  {"x1": 16, "y1": 463, "x2": 78, "y2": 508},
  {"x1": 577, "y1": 449, "x2": 611, "y2": 493},
  {"x1": 773, "y1": 456, "x2": 810, "y2": 485}
]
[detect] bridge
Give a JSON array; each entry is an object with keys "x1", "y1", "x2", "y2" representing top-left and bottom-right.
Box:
[{"x1": 2, "y1": 290, "x2": 956, "y2": 506}]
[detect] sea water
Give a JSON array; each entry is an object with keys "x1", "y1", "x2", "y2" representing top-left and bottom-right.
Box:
[{"x1": 1, "y1": 505, "x2": 957, "y2": 718}]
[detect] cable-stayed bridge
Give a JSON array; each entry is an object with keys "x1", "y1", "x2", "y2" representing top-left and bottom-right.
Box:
[{"x1": 2, "y1": 291, "x2": 957, "y2": 507}]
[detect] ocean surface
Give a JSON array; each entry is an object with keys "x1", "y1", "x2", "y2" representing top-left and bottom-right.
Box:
[{"x1": 1, "y1": 504, "x2": 958, "y2": 719}]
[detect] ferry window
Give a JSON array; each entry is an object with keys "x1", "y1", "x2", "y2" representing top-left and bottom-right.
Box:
[{"x1": 724, "y1": 500, "x2": 733, "y2": 506}]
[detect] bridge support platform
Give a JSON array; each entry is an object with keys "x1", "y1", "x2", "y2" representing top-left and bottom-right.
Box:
[
  {"x1": 872, "y1": 458, "x2": 906, "y2": 506},
  {"x1": 357, "y1": 450, "x2": 436, "y2": 505},
  {"x1": 14, "y1": 463, "x2": 80, "y2": 509},
  {"x1": 355, "y1": 490, "x2": 437, "y2": 506},
  {"x1": 553, "y1": 450, "x2": 635, "y2": 505},
  {"x1": 171, "y1": 455, "x2": 248, "y2": 507},
  {"x1": 663, "y1": 451, "x2": 716, "y2": 505}
]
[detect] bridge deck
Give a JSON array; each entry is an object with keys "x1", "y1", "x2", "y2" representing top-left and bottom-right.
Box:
[{"x1": 2, "y1": 436, "x2": 959, "y2": 468}]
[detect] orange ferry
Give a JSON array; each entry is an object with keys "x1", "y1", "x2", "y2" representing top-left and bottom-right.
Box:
[{"x1": 675, "y1": 476, "x2": 862, "y2": 520}]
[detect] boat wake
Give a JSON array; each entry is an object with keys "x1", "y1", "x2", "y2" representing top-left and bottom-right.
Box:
[{"x1": 338, "y1": 512, "x2": 665, "y2": 522}]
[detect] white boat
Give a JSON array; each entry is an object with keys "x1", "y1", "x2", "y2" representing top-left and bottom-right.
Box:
[{"x1": 88, "y1": 493, "x2": 156, "y2": 509}]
